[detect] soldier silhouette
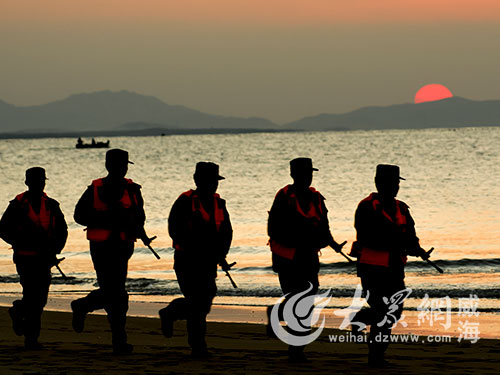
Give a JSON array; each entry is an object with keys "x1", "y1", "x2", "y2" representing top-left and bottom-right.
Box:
[
  {"x1": 267, "y1": 158, "x2": 345, "y2": 362},
  {"x1": 70, "y1": 149, "x2": 154, "y2": 354},
  {"x1": 0, "y1": 167, "x2": 68, "y2": 349},
  {"x1": 350, "y1": 164, "x2": 430, "y2": 367},
  {"x1": 159, "y1": 162, "x2": 233, "y2": 359}
]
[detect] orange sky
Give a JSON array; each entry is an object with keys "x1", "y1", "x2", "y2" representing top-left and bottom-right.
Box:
[
  {"x1": 3, "y1": 0, "x2": 500, "y2": 25},
  {"x1": 2, "y1": 0, "x2": 500, "y2": 121}
]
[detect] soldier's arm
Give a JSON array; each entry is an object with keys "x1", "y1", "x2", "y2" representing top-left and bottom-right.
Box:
[
  {"x1": 400, "y1": 206, "x2": 424, "y2": 257},
  {"x1": 267, "y1": 190, "x2": 296, "y2": 248},
  {"x1": 74, "y1": 186, "x2": 114, "y2": 228},
  {"x1": 317, "y1": 196, "x2": 338, "y2": 250},
  {"x1": 74, "y1": 186, "x2": 94, "y2": 227},
  {"x1": 0, "y1": 201, "x2": 20, "y2": 246},
  {"x1": 129, "y1": 184, "x2": 148, "y2": 241},
  {"x1": 217, "y1": 200, "x2": 233, "y2": 262},
  {"x1": 49, "y1": 200, "x2": 68, "y2": 254},
  {"x1": 354, "y1": 200, "x2": 382, "y2": 249},
  {"x1": 168, "y1": 195, "x2": 192, "y2": 250}
]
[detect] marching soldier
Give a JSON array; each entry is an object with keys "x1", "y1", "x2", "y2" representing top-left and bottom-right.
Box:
[
  {"x1": 0, "y1": 167, "x2": 68, "y2": 349},
  {"x1": 70, "y1": 149, "x2": 154, "y2": 354},
  {"x1": 267, "y1": 158, "x2": 345, "y2": 362},
  {"x1": 350, "y1": 164, "x2": 430, "y2": 367},
  {"x1": 159, "y1": 162, "x2": 232, "y2": 359}
]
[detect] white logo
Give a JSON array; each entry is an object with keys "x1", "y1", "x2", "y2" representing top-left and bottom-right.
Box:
[{"x1": 270, "y1": 283, "x2": 332, "y2": 346}]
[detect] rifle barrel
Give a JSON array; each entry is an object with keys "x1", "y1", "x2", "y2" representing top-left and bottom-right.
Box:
[
  {"x1": 339, "y1": 250, "x2": 355, "y2": 263},
  {"x1": 225, "y1": 271, "x2": 238, "y2": 288},
  {"x1": 55, "y1": 263, "x2": 67, "y2": 279},
  {"x1": 147, "y1": 245, "x2": 161, "y2": 260},
  {"x1": 426, "y1": 258, "x2": 444, "y2": 273}
]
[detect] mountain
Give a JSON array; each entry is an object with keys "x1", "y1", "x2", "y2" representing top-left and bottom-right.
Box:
[
  {"x1": 286, "y1": 97, "x2": 500, "y2": 130},
  {"x1": 2, "y1": 92, "x2": 500, "y2": 135},
  {"x1": 0, "y1": 90, "x2": 277, "y2": 132}
]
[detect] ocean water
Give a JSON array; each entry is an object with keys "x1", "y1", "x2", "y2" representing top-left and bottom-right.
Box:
[{"x1": 0, "y1": 127, "x2": 499, "y2": 314}]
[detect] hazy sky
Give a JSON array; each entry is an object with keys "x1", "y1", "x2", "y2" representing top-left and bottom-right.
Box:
[{"x1": 1, "y1": 0, "x2": 500, "y2": 123}]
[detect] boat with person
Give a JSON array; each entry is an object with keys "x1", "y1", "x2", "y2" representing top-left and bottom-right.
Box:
[{"x1": 76, "y1": 138, "x2": 110, "y2": 149}]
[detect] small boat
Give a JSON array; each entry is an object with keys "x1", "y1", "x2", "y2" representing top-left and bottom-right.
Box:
[{"x1": 76, "y1": 138, "x2": 110, "y2": 149}]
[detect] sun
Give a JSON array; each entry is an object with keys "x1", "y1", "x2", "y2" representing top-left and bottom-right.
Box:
[{"x1": 414, "y1": 84, "x2": 453, "y2": 104}]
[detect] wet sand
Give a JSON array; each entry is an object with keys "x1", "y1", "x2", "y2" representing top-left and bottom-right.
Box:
[{"x1": 0, "y1": 306, "x2": 499, "y2": 374}]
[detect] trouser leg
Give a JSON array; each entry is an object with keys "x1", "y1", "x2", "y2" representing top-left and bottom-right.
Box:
[
  {"x1": 176, "y1": 269, "x2": 216, "y2": 351},
  {"x1": 16, "y1": 261, "x2": 51, "y2": 341},
  {"x1": 162, "y1": 297, "x2": 189, "y2": 321},
  {"x1": 360, "y1": 275, "x2": 405, "y2": 359},
  {"x1": 73, "y1": 289, "x2": 106, "y2": 313},
  {"x1": 90, "y1": 241, "x2": 133, "y2": 346},
  {"x1": 278, "y1": 266, "x2": 319, "y2": 356}
]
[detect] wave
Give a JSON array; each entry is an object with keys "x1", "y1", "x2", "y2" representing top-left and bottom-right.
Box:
[{"x1": 238, "y1": 258, "x2": 500, "y2": 274}]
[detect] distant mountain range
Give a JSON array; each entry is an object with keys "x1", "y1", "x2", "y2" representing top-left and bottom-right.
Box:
[
  {"x1": 0, "y1": 90, "x2": 276, "y2": 133},
  {"x1": 286, "y1": 97, "x2": 500, "y2": 130},
  {"x1": 0, "y1": 91, "x2": 499, "y2": 136}
]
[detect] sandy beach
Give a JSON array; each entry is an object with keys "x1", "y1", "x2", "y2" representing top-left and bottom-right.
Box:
[{"x1": 0, "y1": 306, "x2": 499, "y2": 374}]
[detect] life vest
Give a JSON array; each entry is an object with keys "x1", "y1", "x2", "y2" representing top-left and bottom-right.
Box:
[
  {"x1": 173, "y1": 189, "x2": 225, "y2": 251},
  {"x1": 86, "y1": 178, "x2": 138, "y2": 242},
  {"x1": 269, "y1": 185, "x2": 324, "y2": 260},
  {"x1": 15, "y1": 192, "x2": 55, "y2": 256},
  {"x1": 357, "y1": 193, "x2": 408, "y2": 267}
]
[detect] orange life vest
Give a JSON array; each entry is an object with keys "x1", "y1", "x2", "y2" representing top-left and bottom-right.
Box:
[
  {"x1": 357, "y1": 193, "x2": 408, "y2": 267},
  {"x1": 269, "y1": 185, "x2": 324, "y2": 260},
  {"x1": 173, "y1": 189, "x2": 225, "y2": 251},
  {"x1": 86, "y1": 178, "x2": 138, "y2": 242},
  {"x1": 15, "y1": 192, "x2": 54, "y2": 256}
]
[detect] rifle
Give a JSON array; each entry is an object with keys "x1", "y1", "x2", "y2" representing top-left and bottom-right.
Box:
[
  {"x1": 223, "y1": 261, "x2": 238, "y2": 288},
  {"x1": 145, "y1": 235, "x2": 160, "y2": 259},
  {"x1": 53, "y1": 257, "x2": 68, "y2": 280},
  {"x1": 420, "y1": 247, "x2": 444, "y2": 273},
  {"x1": 332, "y1": 241, "x2": 355, "y2": 263}
]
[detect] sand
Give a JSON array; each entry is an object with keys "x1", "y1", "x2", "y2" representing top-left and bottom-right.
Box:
[{"x1": 0, "y1": 306, "x2": 499, "y2": 374}]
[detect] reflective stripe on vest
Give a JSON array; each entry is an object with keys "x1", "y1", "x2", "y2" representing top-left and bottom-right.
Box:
[
  {"x1": 269, "y1": 185, "x2": 323, "y2": 259},
  {"x1": 15, "y1": 192, "x2": 54, "y2": 256},
  {"x1": 358, "y1": 193, "x2": 408, "y2": 267},
  {"x1": 173, "y1": 190, "x2": 225, "y2": 251},
  {"x1": 86, "y1": 178, "x2": 137, "y2": 242},
  {"x1": 269, "y1": 239, "x2": 295, "y2": 260}
]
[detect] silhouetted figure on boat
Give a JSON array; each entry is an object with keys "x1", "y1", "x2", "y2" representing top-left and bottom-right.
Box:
[
  {"x1": 70, "y1": 149, "x2": 154, "y2": 355},
  {"x1": 267, "y1": 158, "x2": 345, "y2": 363},
  {"x1": 75, "y1": 138, "x2": 110, "y2": 149},
  {"x1": 349, "y1": 164, "x2": 430, "y2": 367},
  {"x1": 0, "y1": 167, "x2": 68, "y2": 350},
  {"x1": 159, "y1": 162, "x2": 233, "y2": 359}
]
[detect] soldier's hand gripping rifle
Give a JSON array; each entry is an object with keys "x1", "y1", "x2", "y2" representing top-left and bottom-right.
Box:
[
  {"x1": 220, "y1": 260, "x2": 238, "y2": 288},
  {"x1": 419, "y1": 247, "x2": 444, "y2": 273}
]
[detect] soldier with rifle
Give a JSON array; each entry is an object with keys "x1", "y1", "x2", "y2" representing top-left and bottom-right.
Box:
[
  {"x1": 70, "y1": 149, "x2": 155, "y2": 354},
  {"x1": 349, "y1": 164, "x2": 435, "y2": 367},
  {"x1": 0, "y1": 167, "x2": 68, "y2": 349},
  {"x1": 267, "y1": 158, "x2": 346, "y2": 363},
  {"x1": 159, "y1": 162, "x2": 233, "y2": 359}
]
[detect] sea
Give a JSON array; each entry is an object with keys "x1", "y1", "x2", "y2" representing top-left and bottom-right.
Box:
[{"x1": 0, "y1": 127, "x2": 499, "y2": 327}]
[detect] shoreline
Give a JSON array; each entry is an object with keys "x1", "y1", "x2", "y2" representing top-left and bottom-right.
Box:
[
  {"x1": 0, "y1": 306, "x2": 499, "y2": 374},
  {"x1": 1, "y1": 294, "x2": 500, "y2": 340}
]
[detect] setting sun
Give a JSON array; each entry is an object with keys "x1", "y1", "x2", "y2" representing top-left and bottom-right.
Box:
[{"x1": 414, "y1": 84, "x2": 453, "y2": 104}]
